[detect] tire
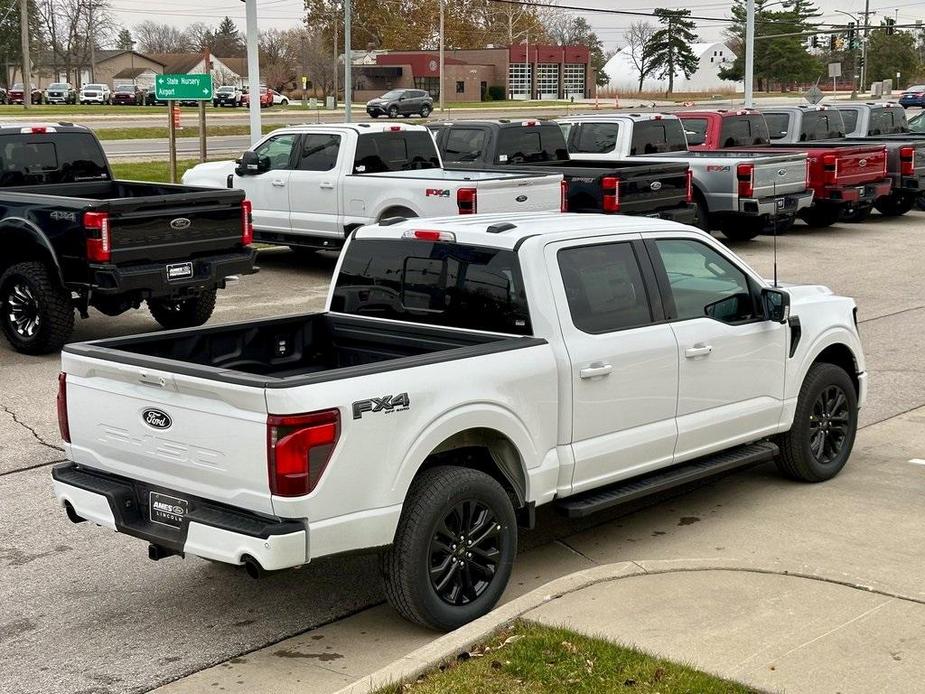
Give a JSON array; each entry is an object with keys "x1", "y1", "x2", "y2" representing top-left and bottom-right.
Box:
[
  {"x1": 690, "y1": 193, "x2": 710, "y2": 231},
  {"x1": 388, "y1": 105, "x2": 399, "y2": 118},
  {"x1": 718, "y1": 221, "x2": 761, "y2": 241},
  {"x1": 381, "y1": 466, "x2": 518, "y2": 631},
  {"x1": 147, "y1": 288, "x2": 217, "y2": 330},
  {"x1": 370, "y1": 112, "x2": 379, "y2": 118},
  {"x1": 420, "y1": 105, "x2": 432, "y2": 118},
  {"x1": 775, "y1": 363, "x2": 858, "y2": 483},
  {"x1": 874, "y1": 192, "x2": 915, "y2": 216},
  {"x1": 840, "y1": 205, "x2": 872, "y2": 223},
  {"x1": 402, "y1": 113, "x2": 411, "y2": 118},
  {"x1": 800, "y1": 205, "x2": 841, "y2": 228},
  {"x1": 0, "y1": 261, "x2": 74, "y2": 355}
]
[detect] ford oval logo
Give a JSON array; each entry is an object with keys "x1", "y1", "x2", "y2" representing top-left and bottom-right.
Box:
[
  {"x1": 142, "y1": 408, "x2": 172, "y2": 430},
  {"x1": 778, "y1": 168, "x2": 787, "y2": 176},
  {"x1": 515, "y1": 194, "x2": 528, "y2": 202},
  {"x1": 170, "y1": 217, "x2": 191, "y2": 230},
  {"x1": 650, "y1": 181, "x2": 662, "y2": 191},
  {"x1": 859, "y1": 159, "x2": 867, "y2": 167}
]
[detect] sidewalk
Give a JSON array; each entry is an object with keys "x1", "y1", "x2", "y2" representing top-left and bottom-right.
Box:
[{"x1": 154, "y1": 406, "x2": 925, "y2": 694}]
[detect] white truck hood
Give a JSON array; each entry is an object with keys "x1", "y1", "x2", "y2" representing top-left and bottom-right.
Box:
[{"x1": 182, "y1": 160, "x2": 236, "y2": 188}]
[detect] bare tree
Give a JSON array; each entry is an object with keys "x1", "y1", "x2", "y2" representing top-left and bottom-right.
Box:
[
  {"x1": 134, "y1": 20, "x2": 190, "y2": 53},
  {"x1": 625, "y1": 20, "x2": 656, "y2": 92},
  {"x1": 185, "y1": 22, "x2": 212, "y2": 51}
]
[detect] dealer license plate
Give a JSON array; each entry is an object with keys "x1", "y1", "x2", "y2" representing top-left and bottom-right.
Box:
[
  {"x1": 166, "y1": 262, "x2": 193, "y2": 281},
  {"x1": 149, "y1": 491, "x2": 188, "y2": 529}
]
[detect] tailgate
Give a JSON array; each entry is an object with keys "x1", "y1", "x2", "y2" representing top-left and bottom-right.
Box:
[
  {"x1": 751, "y1": 156, "x2": 808, "y2": 197},
  {"x1": 473, "y1": 174, "x2": 562, "y2": 213},
  {"x1": 107, "y1": 190, "x2": 244, "y2": 264},
  {"x1": 62, "y1": 352, "x2": 272, "y2": 515},
  {"x1": 833, "y1": 147, "x2": 888, "y2": 185},
  {"x1": 618, "y1": 166, "x2": 688, "y2": 215}
]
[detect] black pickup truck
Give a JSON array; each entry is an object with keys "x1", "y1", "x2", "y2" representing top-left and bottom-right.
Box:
[
  {"x1": 429, "y1": 120, "x2": 696, "y2": 223},
  {"x1": 0, "y1": 124, "x2": 255, "y2": 354}
]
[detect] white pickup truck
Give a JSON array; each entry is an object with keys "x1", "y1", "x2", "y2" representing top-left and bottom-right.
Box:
[
  {"x1": 52, "y1": 212, "x2": 866, "y2": 631},
  {"x1": 182, "y1": 123, "x2": 565, "y2": 252}
]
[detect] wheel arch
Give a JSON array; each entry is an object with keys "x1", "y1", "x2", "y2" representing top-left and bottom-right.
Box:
[
  {"x1": 0, "y1": 220, "x2": 65, "y2": 285},
  {"x1": 809, "y1": 342, "x2": 860, "y2": 396},
  {"x1": 377, "y1": 205, "x2": 419, "y2": 222}
]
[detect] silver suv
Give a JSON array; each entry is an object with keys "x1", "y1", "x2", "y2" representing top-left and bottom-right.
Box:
[{"x1": 366, "y1": 89, "x2": 433, "y2": 119}]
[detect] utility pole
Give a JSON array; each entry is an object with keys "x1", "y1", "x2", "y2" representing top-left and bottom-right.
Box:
[
  {"x1": 19, "y1": 0, "x2": 30, "y2": 110},
  {"x1": 244, "y1": 0, "x2": 262, "y2": 145},
  {"x1": 744, "y1": 0, "x2": 755, "y2": 107},
  {"x1": 860, "y1": 0, "x2": 870, "y2": 93},
  {"x1": 333, "y1": 17, "x2": 338, "y2": 106},
  {"x1": 344, "y1": 0, "x2": 352, "y2": 122},
  {"x1": 439, "y1": 0, "x2": 444, "y2": 112}
]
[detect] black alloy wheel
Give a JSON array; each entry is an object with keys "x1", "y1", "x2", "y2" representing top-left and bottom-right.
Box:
[
  {"x1": 808, "y1": 384, "x2": 851, "y2": 465},
  {"x1": 5, "y1": 280, "x2": 40, "y2": 340},
  {"x1": 428, "y1": 499, "x2": 503, "y2": 606}
]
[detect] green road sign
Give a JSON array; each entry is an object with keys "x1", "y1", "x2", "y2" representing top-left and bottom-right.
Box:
[{"x1": 155, "y1": 73, "x2": 213, "y2": 101}]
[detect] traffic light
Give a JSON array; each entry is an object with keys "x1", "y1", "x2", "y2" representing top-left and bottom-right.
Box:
[
  {"x1": 830, "y1": 34, "x2": 837, "y2": 50},
  {"x1": 847, "y1": 22, "x2": 856, "y2": 44},
  {"x1": 812, "y1": 35, "x2": 819, "y2": 48}
]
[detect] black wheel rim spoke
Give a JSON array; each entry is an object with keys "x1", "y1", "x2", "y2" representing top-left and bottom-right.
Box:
[
  {"x1": 808, "y1": 384, "x2": 851, "y2": 465},
  {"x1": 429, "y1": 499, "x2": 503, "y2": 606},
  {"x1": 5, "y1": 281, "x2": 39, "y2": 337}
]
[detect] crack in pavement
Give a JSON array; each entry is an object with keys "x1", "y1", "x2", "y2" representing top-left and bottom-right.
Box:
[
  {"x1": 554, "y1": 539, "x2": 598, "y2": 565},
  {"x1": 0, "y1": 404, "x2": 64, "y2": 454}
]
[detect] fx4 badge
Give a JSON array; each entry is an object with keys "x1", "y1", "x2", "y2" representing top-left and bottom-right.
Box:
[
  {"x1": 425, "y1": 188, "x2": 450, "y2": 197},
  {"x1": 353, "y1": 393, "x2": 411, "y2": 419}
]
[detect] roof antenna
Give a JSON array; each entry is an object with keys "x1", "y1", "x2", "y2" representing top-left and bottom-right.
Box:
[{"x1": 772, "y1": 179, "x2": 779, "y2": 287}]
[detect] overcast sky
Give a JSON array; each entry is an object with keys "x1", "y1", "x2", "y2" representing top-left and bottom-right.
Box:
[{"x1": 111, "y1": 0, "x2": 925, "y2": 51}]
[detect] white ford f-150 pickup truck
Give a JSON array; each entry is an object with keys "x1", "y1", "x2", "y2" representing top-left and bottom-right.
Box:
[
  {"x1": 52, "y1": 212, "x2": 867, "y2": 631},
  {"x1": 182, "y1": 123, "x2": 566, "y2": 252}
]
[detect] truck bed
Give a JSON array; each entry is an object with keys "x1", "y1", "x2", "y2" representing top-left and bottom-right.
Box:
[{"x1": 64, "y1": 313, "x2": 546, "y2": 388}]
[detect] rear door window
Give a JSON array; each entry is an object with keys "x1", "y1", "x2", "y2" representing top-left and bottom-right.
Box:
[
  {"x1": 296, "y1": 134, "x2": 340, "y2": 171},
  {"x1": 557, "y1": 242, "x2": 653, "y2": 333},
  {"x1": 442, "y1": 128, "x2": 488, "y2": 163},
  {"x1": 839, "y1": 108, "x2": 860, "y2": 134},
  {"x1": 765, "y1": 113, "x2": 790, "y2": 140},
  {"x1": 332, "y1": 238, "x2": 532, "y2": 334},
  {"x1": 800, "y1": 111, "x2": 844, "y2": 140},
  {"x1": 567, "y1": 122, "x2": 620, "y2": 154},
  {"x1": 353, "y1": 132, "x2": 440, "y2": 173},
  {"x1": 630, "y1": 119, "x2": 688, "y2": 155}
]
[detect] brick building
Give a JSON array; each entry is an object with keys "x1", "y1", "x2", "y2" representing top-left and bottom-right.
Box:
[{"x1": 352, "y1": 45, "x2": 596, "y2": 103}]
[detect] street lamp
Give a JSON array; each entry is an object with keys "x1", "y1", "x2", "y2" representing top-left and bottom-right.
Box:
[{"x1": 834, "y1": 10, "x2": 860, "y2": 96}]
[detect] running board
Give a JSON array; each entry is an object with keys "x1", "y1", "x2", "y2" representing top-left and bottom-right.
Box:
[{"x1": 555, "y1": 441, "x2": 779, "y2": 519}]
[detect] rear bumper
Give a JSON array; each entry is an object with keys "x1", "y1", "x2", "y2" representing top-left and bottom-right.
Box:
[
  {"x1": 819, "y1": 178, "x2": 892, "y2": 204},
  {"x1": 89, "y1": 248, "x2": 256, "y2": 298},
  {"x1": 899, "y1": 175, "x2": 925, "y2": 193},
  {"x1": 639, "y1": 204, "x2": 697, "y2": 225},
  {"x1": 52, "y1": 463, "x2": 307, "y2": 571},
  {"x1": 739, "y1": 190, "x2": 813, "y2": 217}
]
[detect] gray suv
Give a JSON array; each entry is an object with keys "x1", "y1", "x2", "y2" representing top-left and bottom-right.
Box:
[{"x1": 366, "y1": 89, "x2": 433, "y2": 119}]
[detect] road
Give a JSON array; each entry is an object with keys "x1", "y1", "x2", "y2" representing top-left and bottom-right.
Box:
[
  {"x1": 2, "y1": 214, "x2": 924, "y2": 693},
  {"x1": 103, "y1": 134, "x2": 251, "y2": 160}
]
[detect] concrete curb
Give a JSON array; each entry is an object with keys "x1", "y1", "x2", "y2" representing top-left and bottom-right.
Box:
[{"x1": 333, "y1": 557, "x2": 924, "y2": 694}]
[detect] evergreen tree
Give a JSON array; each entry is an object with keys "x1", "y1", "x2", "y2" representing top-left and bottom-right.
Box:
[
  {"x1": 643, "y1": 9, "x2": 698, "y2": 94},
  {"x1": 116, "y1": 28, "x2": 134, "y2": 51},
  {"x1": 211, "y1": 16, "x2": 243, "y2": 57}
]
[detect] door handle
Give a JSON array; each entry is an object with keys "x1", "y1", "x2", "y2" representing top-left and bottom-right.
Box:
[
  {"x1": 271, "y1": 179, "x2": 286, "y2": 187},
  {"x1": 579, "y1": 362, "x2": 613, "y2": 379},
  {"x1": 684, "y1": 344, "x2": 713, "y2": 358},
  {"x1": 319, "y1": 182, "x2": 335, "y2": 190}
]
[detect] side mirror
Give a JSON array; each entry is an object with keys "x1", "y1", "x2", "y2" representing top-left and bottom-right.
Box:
[
  {"x1": 762, "y1": 288, "x2": 790, "y2": 324},
  {"x1": 236, "y1": 151, "x2": 267, "y2": 176}
]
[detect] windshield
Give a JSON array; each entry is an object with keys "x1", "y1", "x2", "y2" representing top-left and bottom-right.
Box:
[
  {"x1": 84, "y1": 84, "x2": 106, "y2": 90},
  {"x1": 114, "y1": 84, "x2": 134, "y2": 91},
  {"x1": 12, "y1": 84, "x2": 23, "y2": 90},
  {"x1": 49, "y1": 83, "x2": 68, "y2": 89},
  {"x1": 218, "y1": 86, "x2": 235, "y2": 93},
  {"x1": 332, "y1": 238, "x2": 532, "y2": 335}
]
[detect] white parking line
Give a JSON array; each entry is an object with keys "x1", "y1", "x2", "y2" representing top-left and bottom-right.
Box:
[{"x1": 908, "y1": 459, "x2": 925, "y2": 465}]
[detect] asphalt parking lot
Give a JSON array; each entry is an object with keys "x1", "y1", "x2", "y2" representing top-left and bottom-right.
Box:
[{"x1": 1, "y1": 215, "x2": 924, "y2": 693}]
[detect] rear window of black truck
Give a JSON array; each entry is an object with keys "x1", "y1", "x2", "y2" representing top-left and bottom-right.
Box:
[
  {"x1": 332, "y1": 238, "x2": 532, "y2": 335},
  {"x1": 0, "y1": 131, "x2": 109, "y2": 185}
]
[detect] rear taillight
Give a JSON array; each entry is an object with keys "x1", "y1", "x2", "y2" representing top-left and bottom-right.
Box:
[
  {"x1": 560, "y1": 179, "x2": 569, "y2": 212},
  {"x1": 685, "y1": 169, "x2": 693, "y2": 203},
  {"x1": 602, "y1": 175, "x2": 621, "y2": 213},
  {"x1": 822, "y1": 154, "x2": 838, "y2": 185},
  {"x1": 457, "y1": 187, "x2": 477, "y2": 214},
  {"x1": 57, "y1": 372, "x2": 70, "y2": 444},
  {"x1": 805, "y1": 157, "x2": 811, "y2": 187},
  {"x1": 241, "y1": 199, "x2": 254, "y2": 245},
  {"x1": 84, "y1": 211, "x2": 110, "y2": 263},
  {"x1": 736, "y1": 163, "x2": 754, "y2": 198},
  {"x1": 267, "y1": 409, "x2": 340, "y2": 497},
  {"x1": 900, "y1": 146, "x2": 915, "y2": 176}
]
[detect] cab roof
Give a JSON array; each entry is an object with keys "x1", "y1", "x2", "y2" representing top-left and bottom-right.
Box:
[
  {"x1": 270, "y1": 122, "x2": 430, "y2": 135},
  {"x1": 354, "y1": 212, "x2": 699, "y2": 251}
]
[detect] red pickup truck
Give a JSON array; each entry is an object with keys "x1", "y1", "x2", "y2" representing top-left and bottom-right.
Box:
[{"x1": 679, "y1": 108, "x2": 891, "y2": 227}]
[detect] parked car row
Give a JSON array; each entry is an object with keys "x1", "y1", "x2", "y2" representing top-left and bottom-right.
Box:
[
  {"x1": 0, "y1": 105, "x2": 897, "y2": 635},
  {"x1": 0, "y1": 82, "x2": 293, "y2": 108}
]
